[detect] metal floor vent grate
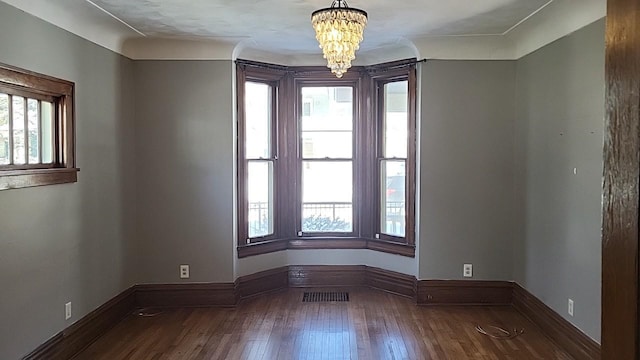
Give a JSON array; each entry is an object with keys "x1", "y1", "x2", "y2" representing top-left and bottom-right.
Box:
[{"x1": 303, "y1": 291, "x2": 350, "y2": 303}]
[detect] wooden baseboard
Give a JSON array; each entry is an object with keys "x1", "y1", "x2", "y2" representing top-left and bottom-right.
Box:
[
  {"x1": 21, "y1": 287, "x2": 136, "y2": 360},
  {"x1": 134, "y1": 283, "x2": 237, "y2": 308},
  {"x1": 287, "y1": 265, "x2": 416, "y2": 298},
  {"x1": 21, "y1": 269, "x2": 601, "y2": 360},
  {"x1": 236, "y1": 266, "x2": 289, "y2": 299},
  {"x1": 288, "y1": 265, "x2": 367, "y2": 288},
  {"x1": 417, "y1": 280, "x2": 513, "y2": 305},
  {"x1": 512, "y1": 283, "x2": 600, "y2": 360},
  {"x1": 366, "y1": 266, "x2": 416, "y2": 298}
]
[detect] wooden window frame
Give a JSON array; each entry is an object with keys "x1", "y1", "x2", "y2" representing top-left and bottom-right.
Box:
[
  {"x1": 294, "y1": 74, "x2": 361, "y2": 239},
  {"x1": 236, "y1": 59, "x2": 417, "y2": 258},
  {"x1": 370, "y1": 66, "x2": 417, "y2": 249},
  {"x1": 0, "y1": 63, "x2": 77, "y2": 190}
]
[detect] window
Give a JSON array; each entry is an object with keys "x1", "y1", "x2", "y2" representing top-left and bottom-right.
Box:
[
  {"x1": 0, "y1": 63, "x2": 77, "y2": 190},
  {"x1": 237, "y1": 59, "x2": 416, "y2": 258},
  {"x1": 245, "y1": 82, "x2": 275, "y2": 239},
  {"x1": 300, "y1": 86, "x2": 354, "y2": 234},
  {"x1": 378, "y1": 81, "x2": 410, "y2": 239}
]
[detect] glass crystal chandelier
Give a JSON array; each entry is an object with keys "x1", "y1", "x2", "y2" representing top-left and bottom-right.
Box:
[{"x1": 311, "y1": 0, "x2": 368, "y2": 78}]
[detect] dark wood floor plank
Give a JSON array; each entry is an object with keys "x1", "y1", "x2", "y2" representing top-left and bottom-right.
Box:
[{"x1": 75, "y1": 288, "x2": 573, "y2": 360}]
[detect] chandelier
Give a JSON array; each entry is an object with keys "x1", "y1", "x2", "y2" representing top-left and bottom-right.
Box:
[{"x1": 311, "y1": 0, "x2": 368, "y2": 78}]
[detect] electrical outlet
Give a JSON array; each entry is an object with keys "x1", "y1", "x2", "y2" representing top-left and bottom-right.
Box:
[
  {"x1": 65, "y1": 302, "x2": 72, "y2": 320},
  {"x1": 463, "y1": 264, "x2": 473, "y2": 278},
  {"x1": 180, "y1": 264, "x2": 190, "y2": 279},
  {"x1": 568, "y1": 299, "x2": 574, "y2": 316}
]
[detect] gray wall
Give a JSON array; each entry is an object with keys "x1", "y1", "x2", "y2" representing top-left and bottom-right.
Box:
[
  {"x1": 419, "y1": 60, "x2": 517, "y2": 281},
  {"x1": 132, "y1": 60, "x2": 235, "y2": 283},
  {"x1": 0, "y1": 1, "x2": 605, "y2": 355},
  {"x1": 0, "y1": 3, "x2": 136, "y2": 359},
  {"x1": 514, "y1": 19, "x2": 604, "y2": 342}
]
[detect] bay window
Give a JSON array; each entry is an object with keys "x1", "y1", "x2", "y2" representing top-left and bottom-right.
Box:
[{"x1": 237, "y1": 59, "x2": 416, "y2": 258}]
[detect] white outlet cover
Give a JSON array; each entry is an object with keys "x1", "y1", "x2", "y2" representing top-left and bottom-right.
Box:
[
  {"x1": 568, "y1": 299, "x2": 574, "y2": 316},
  {"x1": 65, "y1": 302, "x2": 72, "y2": 320},
  {"x1": 463, "y1": 264, "x2": 473, "y2": 278},
  {"x1": 180, "y1": 264, "x2": 190, "y2": 279}
]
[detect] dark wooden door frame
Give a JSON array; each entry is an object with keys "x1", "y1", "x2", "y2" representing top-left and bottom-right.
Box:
[{"x1": 602, "y1": 0, "x2": 640, "y2": 358}]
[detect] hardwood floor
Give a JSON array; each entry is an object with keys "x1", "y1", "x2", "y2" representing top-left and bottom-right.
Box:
[{"x1": 74, "y1": 288, "x2": 572, "y2": 360}]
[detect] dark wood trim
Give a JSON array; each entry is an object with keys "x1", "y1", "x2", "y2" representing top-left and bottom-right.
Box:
[
  {"x1": 366, "y1": 239, "x2": 415, "y2": 257},
  {"x1": 237, "y1": 239, "x2": 288, "y2": 258},
  {"x1": 602, "y1": 0, "x2": 640, "y2": 358},
  {"x1": 288, "y1": 238, "x2": 367, "y2": 250},
  {"x1": 289, "y1": 265, "x2": 367, "y2": 288},
  {"x1": 236, "y1": 60, "x2": 417, "y2": 258},
  {"x1": 235, "y1": 266, "x2": 289, "y2": 299},
  {"x1": 513, "y1": 284, "x2": 600, "y2": 360},
  {"x1": 22, "y1": 271, "x2": 603, "y2": 359},
  {"x1": 366, "y1": 266, "x2": 416, "y2": 298},
  {"x1": 0, "y1": 168, "x2": 78, "y2": 190},
  {"x1": 21, "y1": 287, "x2": 135, "y2": 360},
  {"x1": 287, "y1": 265, "x2": 416, "y2": 299},
  {"x1": 134, "y1": 283, "x2": 237, "y2": 308},
  {"x1": 417, "y1": 280, "x2": 512, "y2": 305},
  {"x1": 238, "y1": 238, "x2": 415, "y2": 258},
  {"x1": 0, "y1": 63, "x2": 73, "y2": 96},
  {"x1": 405, "y1": 65, "x2": 417, "y2": 247},
  {"x1": 0, "y1": 62, "x2": 77, "y2": 190}
]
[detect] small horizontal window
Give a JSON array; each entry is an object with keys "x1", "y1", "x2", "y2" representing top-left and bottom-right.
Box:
[{"x1": 0, "y1": 63, "x2": 77, "y2": 190}]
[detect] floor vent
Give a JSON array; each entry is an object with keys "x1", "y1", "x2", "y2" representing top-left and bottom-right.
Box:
[{"x1": 303, "y1": 291, "x2": 350, "y2": 303}]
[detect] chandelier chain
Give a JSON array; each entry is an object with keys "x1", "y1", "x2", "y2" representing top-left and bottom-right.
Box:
[{"x1": 331, "y1": 0, "x2": 350, "y2": 8}]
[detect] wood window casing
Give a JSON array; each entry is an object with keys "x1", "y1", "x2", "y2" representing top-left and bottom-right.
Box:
[
  {"x1": 236, "y1": 59, "x2": 417, "y2": 258},
  {"x1": 0, "y1": 63, "x2": 77, "y2": 190},
  {"x1": 371, "y1": 66, "x2": 417, "y2": 248}
]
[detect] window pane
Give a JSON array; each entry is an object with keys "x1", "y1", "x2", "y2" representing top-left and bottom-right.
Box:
[
  {"x1": 301, "y1": 132, "x2": 352, "y2": 159},
  {"x1": 245, "y1": 82, "x2": 271, "y2": 159},
  {"x1": 0, "y1": 94, "x2": 9, "y2": 165},
  {"x1": 384, "y1": 81, "x2": 408, "y2": 158},
  {"x1": 248, "y1": 160, "x2": 274, "y2": 238},
  {"x1": 41, "y1": 101, "x2": 53, "y2": 164},
  {"x1": 302, "y1": 161, "x2": 352, "y2": 232},
  {"x1": 27, "y1": 99, "x2": 39, "y2": 164},
  {"x1": 381, "y1": 160, "x2": 406, "y2": 237},
  {"x1": 301, "y1": 87, "x2": 352, "y2": 158},
  {"x1": 12, "y1": 96, "x2": 25, "y2": 165}
]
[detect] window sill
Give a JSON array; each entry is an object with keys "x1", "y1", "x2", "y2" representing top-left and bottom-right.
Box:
[
  {"x1": 0, "y1": 167, "x2": 79, "y2": 191},
  {"x1": 237, "y1": 237, "x2": 415, "y2": 258}
]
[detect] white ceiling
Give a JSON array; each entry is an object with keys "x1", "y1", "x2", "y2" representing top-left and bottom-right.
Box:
[
  {"x1": 88, "y1": 0, "x2": 550, "y2": 54},
  {"x1": 0, "y1": 0, "x2": 606, "y2": 61}
]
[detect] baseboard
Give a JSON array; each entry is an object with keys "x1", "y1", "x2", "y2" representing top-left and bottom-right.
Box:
[
  {"x1": 21, "y1": 270, "x2": 601, "y2": 360},
  {"x1": 366, "y1": 266, "x2": 416, "y2": 298},
  {"x1": 288, "y1": 265, "x2": 368, "y2": 288},
  {"x1": 133, "y1": 266, "x2": 414, "y2": 308},
  {"x1": 236, "y1": 266, "x2": 289, "y2": 299},
  {"x1": 21, "y1": 287, "x2": 136, "y2": 360},
  {"x1": 134, "y1": 283, "x2": 237, "y2": 308},
  {"x1": 287, "y1": 265, "x2": 416, "y2": 298},
  {"x1": 512, "y1": 283, "x2": 600, "y2": 360},
  {"x1": 417, "y1": 280, "x2": 513, "y2": 305}
]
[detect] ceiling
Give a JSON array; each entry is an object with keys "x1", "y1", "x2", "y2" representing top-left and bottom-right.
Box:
[
  {"x1": 0, "y1": 0, "x2": 606, "y2": 60},
  {"x1": 89, "y1": 0, "x2": 550, "y2": 54}
]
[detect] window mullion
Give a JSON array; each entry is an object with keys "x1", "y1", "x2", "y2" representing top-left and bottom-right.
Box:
[
  {"x1": 23, "y1": 96, "x2": 28, "y2": 164},
  {"x1": 7, "y1": 95, "x2": 13, "y2": 165}
]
